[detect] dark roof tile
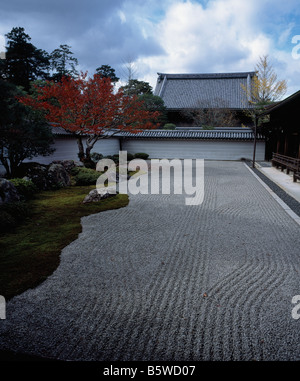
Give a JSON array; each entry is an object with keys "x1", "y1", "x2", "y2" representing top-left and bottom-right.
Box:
[
  {"x1": 119, "y1": 128, "x2": 264, "y2": 141},
  {"x1": 154, "y1": 72, "x2": 256, "y2": 110}
]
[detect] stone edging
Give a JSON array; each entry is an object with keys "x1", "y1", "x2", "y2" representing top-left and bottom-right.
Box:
[{"x1": 244, "y1": 162, "x2": 300, "y2": 226}]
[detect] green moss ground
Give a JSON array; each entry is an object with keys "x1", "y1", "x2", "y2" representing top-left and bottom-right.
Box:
[{"x1": 0, "y1": 186, "x2": 129, "y2": 300}]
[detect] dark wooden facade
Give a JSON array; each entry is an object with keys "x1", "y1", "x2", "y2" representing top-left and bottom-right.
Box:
[{"x1": 262, "y1": 91, "x2": 300, "y2": 161}]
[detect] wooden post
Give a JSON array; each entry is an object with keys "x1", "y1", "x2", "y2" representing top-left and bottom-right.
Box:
[
  {"x1": 284, "y1": 134, "x2": 288, "y2": 156},
  {"x1": 276, "y1": 138, "x2": 280, "y2": 154}
]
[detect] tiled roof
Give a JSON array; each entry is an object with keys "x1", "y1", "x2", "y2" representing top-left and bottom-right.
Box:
[
  {"x1": 119, "y1": 128, "x2": 264, "y2": 141},
  {"x1": 51, "y1": 126, "x2": 118, "y2": 137},
  {"x1": 260, "y1": 90, "x2": 300, "y2": 116},
  {"x1": 51, "y1": 125, "x2": 72, "y2": 135},
  {"x1": 154, "y1": 72, "x2": 256, "y2": 110},
  {"x1": 51, "y1": 125, "x2": 264, "y2": 141}
]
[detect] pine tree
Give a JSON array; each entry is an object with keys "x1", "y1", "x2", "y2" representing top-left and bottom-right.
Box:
[
  {"x1": 95, "y1": 65, "x2": 119, "y2": 84},
  {"x1": 0, "y1": 80, "x2": 54, "y2": 177},
  {"x1": 50, "y1": 44, "x2": 79, "y2": 81},
  {"x1": 2, "y1": 27, "x2": 50, "y2": 92}
]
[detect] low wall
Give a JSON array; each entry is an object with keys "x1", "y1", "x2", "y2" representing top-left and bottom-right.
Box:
[
  {"x1": 122, "y1": 139, "x2": 265, "y2": 161},
  {"x1": 0, "y1": 135, "x2": 266, "y2": 176},
  {"x1": 24, "y1": 136, "x2": 121, "y2": 165}
]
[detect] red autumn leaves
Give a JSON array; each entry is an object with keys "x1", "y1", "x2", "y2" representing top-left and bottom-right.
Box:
[{"x1": 19, "y1": 73, "x2": 161, "y2": 137}]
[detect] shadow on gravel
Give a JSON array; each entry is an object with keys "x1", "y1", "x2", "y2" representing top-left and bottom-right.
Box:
[{"x1": 0, "y1": 350, "x2": 57, "y2": 361}]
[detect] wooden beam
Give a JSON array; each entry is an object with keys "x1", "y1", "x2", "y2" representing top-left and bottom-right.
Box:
[
  {"x1": 276, "y1": 137, "x2": 280, "y2": 154},
  {"x1": 284, "y1": 134, "x2": 289, "y2": 156}
]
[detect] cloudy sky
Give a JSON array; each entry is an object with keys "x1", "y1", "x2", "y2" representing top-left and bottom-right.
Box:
[{"x1": 1, "y1": 0, "x2": 300, "y2": 96}]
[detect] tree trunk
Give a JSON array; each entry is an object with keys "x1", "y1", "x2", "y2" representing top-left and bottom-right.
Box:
[
  {"x1": 252, "y1": 115, "x2": 258, "y2": 168},
  {"x1": 76, "y1": 135, "x2": 85, "y2": 162},
  {"x1": 8, "y1": 153, "x2": 21, "y2": 179},
  {"x1": 85, "y1": 135, "x2": 99, "y2": 161},
  {"x1": 0, "y1": 156, "x2": 11, "y2": 178}
]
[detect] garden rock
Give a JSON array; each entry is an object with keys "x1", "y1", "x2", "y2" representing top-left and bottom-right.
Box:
[
  {"x1": 74, "y1": 161, "x2": 85, "y2": 168},
  {"x1": 52, "y1": 160, "x2": 76, "y2": 173},
  {"x1": 0, "y1": 178, "x2": 20, "y2": 204},
  {"x1": 48, "y1": 164, "x2": 71, "y2": 188},
  {"x1": 82, "y1": 188, "x2": 117, "y2": 203},
  {"x1": 18, "y1": 162, "x2": 49, "y2": 190}
]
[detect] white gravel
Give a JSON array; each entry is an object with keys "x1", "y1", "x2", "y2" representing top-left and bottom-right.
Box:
[{"x1": 1, "y1": 160, "x2": 300, "y2": 361}]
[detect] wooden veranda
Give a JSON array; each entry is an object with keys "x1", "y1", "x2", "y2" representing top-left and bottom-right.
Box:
[
  {"x1": 261, "y1": 90, "x2": 300, "y2": 165},
  {"x1": 271, "y1": 153, "x2": 300, "y2": 182}
]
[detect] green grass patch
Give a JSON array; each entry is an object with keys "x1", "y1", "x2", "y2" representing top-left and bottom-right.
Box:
[{"x1": 0, "y1": 185, "x2": 129, "y2": 300}]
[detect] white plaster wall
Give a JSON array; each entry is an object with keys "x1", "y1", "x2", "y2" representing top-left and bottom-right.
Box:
[
  {"x1": 122, "y1": 139, "x2": 265, "y2": 160},
  {"x1": 23, "y1": 136, "x2": 121, "y2": 165}
]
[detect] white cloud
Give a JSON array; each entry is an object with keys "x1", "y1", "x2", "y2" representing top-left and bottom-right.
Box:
[
  {"x1": 136, "y1": 0, "x2": 264, "y2": 84},
  {"x1": 0, "y1": 34, "x2": 5, "y2": 48},
  {"x1": 0, "y1": 34, "x2": 5, "y2": 59},
  {"x1": 0, "y1": 0, "x2": 299, "y2": 96},
  {"x1": 118, "y1": 10, "x2": 127, "y2": 24},
  {"x1": 271, "y1": 49, "x2": 300, "y2": 97},
  {"x1": 134, "y1": 0, "x2": 298, "y2": 95},
  {"x1": 278, "y1": 23, "x2": 295, "y2": 47}
]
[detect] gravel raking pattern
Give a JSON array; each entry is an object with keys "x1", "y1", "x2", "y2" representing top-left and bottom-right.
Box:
[{"x1": 0, "y1": 160, "x2": 300, "y2": 361}]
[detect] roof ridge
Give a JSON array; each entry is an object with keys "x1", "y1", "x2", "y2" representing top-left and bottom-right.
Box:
[
  {"x1": 118, "y1": 129, "x2": 264, "y2": 141},
  {"x1": 157, "y1": 72, "x2": 256, "y2": 79}
]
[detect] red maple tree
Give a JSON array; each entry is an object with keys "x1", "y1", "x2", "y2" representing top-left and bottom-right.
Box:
[{"x1": 19, "y1": 72, "x2": 160, "y2": 162}]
